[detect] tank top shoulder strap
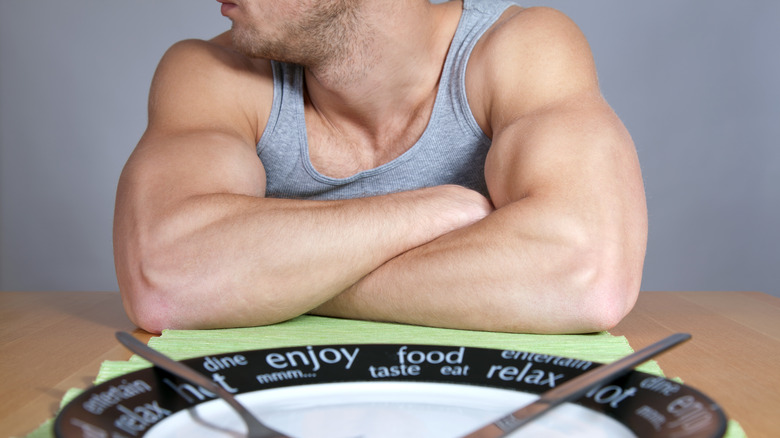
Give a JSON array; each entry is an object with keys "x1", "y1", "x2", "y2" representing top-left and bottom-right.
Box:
[
  {"x1": 256, "y1": 61, "x2": 304, "y2": 156},
  {"x1": 443, "y1": 0, "x2": 518, "y2": 139}
]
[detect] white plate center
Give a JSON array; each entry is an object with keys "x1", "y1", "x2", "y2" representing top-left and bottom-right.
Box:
[{"x1": 147, "y1": 381, "x2": 634, "y2": 437}]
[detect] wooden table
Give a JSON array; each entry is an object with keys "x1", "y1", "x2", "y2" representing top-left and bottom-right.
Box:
[{"x1": 1, "y1": 291, "x2": 778, "y2": 437}]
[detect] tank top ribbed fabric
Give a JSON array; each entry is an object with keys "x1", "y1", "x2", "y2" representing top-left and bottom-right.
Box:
[{"x1": 257, "y1": 0, "x2": 516, "y2": 200}]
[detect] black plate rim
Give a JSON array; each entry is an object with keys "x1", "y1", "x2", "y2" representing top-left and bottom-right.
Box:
[{"x1": 54, "y1": 343, "x2": 728, "y2": 438}]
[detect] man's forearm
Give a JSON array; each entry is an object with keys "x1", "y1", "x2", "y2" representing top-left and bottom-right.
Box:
[
  {"x1": 311, "y1": 199, "x2": 643, "y2": 334},
  {"x1": 115, "y1": 185, "x2": 491, "y2": 333}
]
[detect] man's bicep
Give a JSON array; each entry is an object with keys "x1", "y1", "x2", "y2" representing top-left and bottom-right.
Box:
[
  {"x1": 478, "y1": 7, "x2": 638, "y2": 207},
  {"x1": 118, "y1": 38, "x2": 272, "y2": 213},
  {"x1": 484, "y1": 98, "x2": 641, "y2": 209},
  {"x1": 117, "y1": 102, "x2": 268, "y2": 242},
  {"x1": 120, "y1": 131, "x2": 267, "y2": 208}
]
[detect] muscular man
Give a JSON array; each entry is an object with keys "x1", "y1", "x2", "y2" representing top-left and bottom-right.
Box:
[{"x1": 113, "y1": 0, "x2": 647, "y2": 334}]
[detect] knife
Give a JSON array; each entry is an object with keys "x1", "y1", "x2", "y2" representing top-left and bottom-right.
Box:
[{"x1": 461, "y1": 332, "x2": 691, "y2": 438}]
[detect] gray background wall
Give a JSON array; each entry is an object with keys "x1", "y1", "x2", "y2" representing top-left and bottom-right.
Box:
[{"x1": 1, "y1": 1, "x2": 778, "y2": 297}]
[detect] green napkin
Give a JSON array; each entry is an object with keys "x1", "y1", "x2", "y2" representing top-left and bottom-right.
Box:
[
  {"x1": 97, "y1": 315, "x2": 663, "y2": 382},
  {"x1": 25, "y1": 315, "x2": 746, "y2": 438}
]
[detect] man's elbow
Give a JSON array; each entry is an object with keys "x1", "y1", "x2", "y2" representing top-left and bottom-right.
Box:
[
  {"x1": 116, "y1": 249, "x2": 295, "y2": 333},
  {"x1": 115, "y1": 237, "x2": 191, "y2": 334},
  {"x1": 118, "y1": 265, "x2": 177, "y2": 335},
  {"x1": 575, "y1": 258, "x2": 642, "y2": 333},
  {"x1": 582, "y1": 285, "x2": 637, "y2": 333}
]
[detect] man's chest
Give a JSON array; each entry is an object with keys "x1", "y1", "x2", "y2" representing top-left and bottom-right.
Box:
[{"x1": 302, "y1": 100, "x2": 437, "y2": 180}]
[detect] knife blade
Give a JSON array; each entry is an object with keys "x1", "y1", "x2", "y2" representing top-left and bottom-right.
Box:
[{"x1": 461, "y1": 332, "x2": 691, "y2": 438}]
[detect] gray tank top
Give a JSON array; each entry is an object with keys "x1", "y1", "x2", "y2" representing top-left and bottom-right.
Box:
[{"x1": 257, "y1": 0, "x2": 516, "y2": 200}]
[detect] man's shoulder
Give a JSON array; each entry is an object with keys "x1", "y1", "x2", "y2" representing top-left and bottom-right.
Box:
[
  {"x1": 157, "y1": 34, "x2": 274, "y2": 84},
  {"x1": 469, "y1": 6, "x2": 599, "y2": 123},
  {"x1": 474, "y1": 6, "x2": 591, "y2": 72},
  {"x1": 147, "y1": 34, "x2": 275, "y2": 139}
]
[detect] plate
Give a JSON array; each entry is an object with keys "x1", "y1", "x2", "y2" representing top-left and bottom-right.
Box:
[{"x1": 55, "y1": 344, "x2": 727, "y2": 437}]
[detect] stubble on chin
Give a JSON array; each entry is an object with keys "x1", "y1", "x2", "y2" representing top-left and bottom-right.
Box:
[
  {"x1": 230, "y1": 25, "x2": 280, "y2": 61},
  {"x1": 229, "y1": 1, "x2": 361, "y2": 66},
  {"x1": 228, "y1": 0, "x2": 376, "y2": 87}
]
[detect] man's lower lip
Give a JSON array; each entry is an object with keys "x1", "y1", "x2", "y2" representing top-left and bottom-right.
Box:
[{"x1": 221, "y1": 3, "x2": 237, "y2": 16}]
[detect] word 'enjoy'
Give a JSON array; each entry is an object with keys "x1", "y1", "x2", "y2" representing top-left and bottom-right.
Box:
[{"x1": 266, "y1": 346, "x2": 359, "y2": 372}]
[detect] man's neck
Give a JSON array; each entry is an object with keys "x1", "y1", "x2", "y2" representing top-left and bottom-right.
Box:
[{"x1": 302, "y1": 1, "x2": 462, "y2": 143}]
